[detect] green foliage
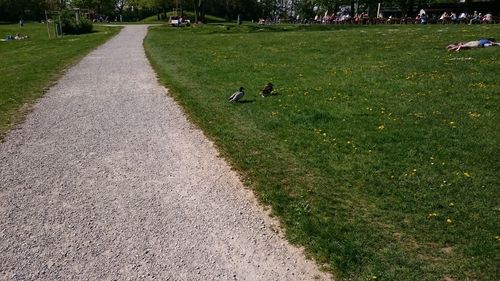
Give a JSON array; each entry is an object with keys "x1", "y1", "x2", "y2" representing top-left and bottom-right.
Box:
[
  {"x1": 58, "y1": 10, "x2": 93, "y2": 35},
  {"x1": 0, "y1": 0, "x2": 58, "y2": 21},
  {"x1": 165, "y1": 11, "x2": 226, "y2": 23},
  {"x1": 71, "y1": 0, "x2": 116, "y2": 15},
  {"x1": 145, "y1": 24, "x2": 500, "y2": 280}
]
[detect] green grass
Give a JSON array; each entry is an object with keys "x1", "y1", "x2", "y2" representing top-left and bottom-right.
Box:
[
  {"x1": 102, "y1": 17, "x2": 164, "y2": 24},
  {"x1": 107, "y1": 12, "x2": 225, "y2": 25},
  {"x1": 145, "y1": 24, "x2": 500, "y2": 280},
  {"x1": 0, "y1": 23, "x2": 120, "y2": 137},
  {"x1": 110, "y1": 12, "x2": 225, "y2": 24},
  {"x1": 141, "y1": 15, "x2": 164, "y2": 23},
  {"x1": 166, "y1": 11, "x2": 226, "y2": 23}
]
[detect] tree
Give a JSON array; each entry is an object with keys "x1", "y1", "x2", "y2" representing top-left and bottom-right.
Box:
[
  {"x1": 116, "y1": 0, "x2": 127, "y2": 20},
  {"x1": 71, "y1": 0, "x2": 115, "y2": 15},
  {"x1": 0, "y1": 0, "x2": 57, "y2": 21},
  {"x1": 137, "y1": 0, "x2": 172, "y2": 20},
  {"x1": 192, "y1": 0, "x2": 205, "y2": 23},
  {"x1": 382, "y1": 0, "x2": 437, "y2": 17}
]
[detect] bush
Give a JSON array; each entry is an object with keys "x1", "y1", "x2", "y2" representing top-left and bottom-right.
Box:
[{"x1": 59, "y1": 10, "x2": 93, "y2": 35}]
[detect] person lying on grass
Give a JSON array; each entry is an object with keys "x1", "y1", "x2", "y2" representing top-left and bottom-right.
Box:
[
  {"x1": 447, "y1": 38, "x2": 499, "y2": 51},
  {"x1": 14, "y1": 33, "x2": 29, "y2": 40},
  {"x1": 1, "y1": 33, "x2": 29, "y2": 41}
]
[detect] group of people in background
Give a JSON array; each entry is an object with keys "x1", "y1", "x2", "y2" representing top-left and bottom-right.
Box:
[
  {"x1": 434, "y1": 11, "x2": 494, "y2": 24},
  {"x1": 0, "y1": 18, "x2": 28, "y2": 41},
  {"x1": 258, "y1": 9, "x2": 496, "y2": 25}
]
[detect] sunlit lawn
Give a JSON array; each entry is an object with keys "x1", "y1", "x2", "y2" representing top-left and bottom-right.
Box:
[
  {"x1": 145, "y1": 23, "x2": 499, "y2": 280},
  {"x1": 0, "y1": 22, "x2": 120, "y2": 137}
]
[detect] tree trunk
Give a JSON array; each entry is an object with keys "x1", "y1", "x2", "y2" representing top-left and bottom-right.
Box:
[
  {"x1": 199, "y1": 0, "x2": 206, "y2": 23},
  {"x1": 192, "y1": 0, "x2": 198, "y2": 23},
  {"x1": 193, "y1": 0, "x2": 205, "y2": 23},
  {"x1": 407, "y1": 0, "x2": 414, "y2": 17}
]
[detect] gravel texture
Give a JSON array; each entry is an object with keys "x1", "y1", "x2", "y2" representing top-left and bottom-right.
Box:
[{"x1": 0, "y1": 25, "x2": 330, "y2": 280}]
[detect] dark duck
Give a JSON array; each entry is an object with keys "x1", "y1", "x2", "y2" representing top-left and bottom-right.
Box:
[{"x1": 260, "y1": 83, "x2": 274, "y2": 97}]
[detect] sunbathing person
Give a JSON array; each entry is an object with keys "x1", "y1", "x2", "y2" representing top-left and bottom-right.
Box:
[{"x1": 447, "y1": 38, "x2": 499, "y2": 51}]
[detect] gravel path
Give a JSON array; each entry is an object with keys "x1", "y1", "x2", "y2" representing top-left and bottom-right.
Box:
[{"x1": 0, "y1": 25, "x2": 330, "y2": 280}]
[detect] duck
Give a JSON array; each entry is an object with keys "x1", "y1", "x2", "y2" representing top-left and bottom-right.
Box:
[
  {"x1": 229, "y1": 87, "x2": 245, "y2": 102},
  {"x1": 260, "y1": 83, "x2": 274, "y2": 97}
]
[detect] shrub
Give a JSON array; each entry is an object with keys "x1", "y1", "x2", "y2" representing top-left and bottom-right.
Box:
[{"x1": 59, "y1": 10, "x2": 93, "y2": 35}]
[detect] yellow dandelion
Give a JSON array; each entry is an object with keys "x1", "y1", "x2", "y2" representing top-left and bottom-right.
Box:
[
  {"x1": 428, "y1": 212, "x2": 438, "y2": 217},
  {"x1": 378, "y1": 125, "x2": 385, "y2": 130},
  {"x1": 447, "y1": 218, "x2": 453, "y2": 224},
  {"x1": 449, "y1": 203, "x2": 454, "y2": 207},
  {"x1": 468, "y1": 112, "x2": 481, "y2": 118},
  {"x1": 495, "y1": 236, "x2": 500, "y2": 241},
  {"x1": 413, "y1": 112, "x2": 424, "y2": 118},
  {"x1": 463, "y1": 172, "x2": 471, "y2": 177}
]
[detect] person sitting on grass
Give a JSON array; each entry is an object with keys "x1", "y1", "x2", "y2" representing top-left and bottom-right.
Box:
[
  {"x1": 482, "y1": 13, "x2": 493, "y2": 24},
  {"x1": 469, "y1": 11, "x2": 481, "y2": 24},
  {"x1": 2, "y1": 35, "x2": 14, "y2": 41},
  {"x1": 457, "y1": 12, "x2": 467, "y2": 24},
  {"x1": 447, "y1": 38, "x2": 499, "y2": 51},
  {"x1": 420, "y1": 13, "x2": 428, "y2": 24}
]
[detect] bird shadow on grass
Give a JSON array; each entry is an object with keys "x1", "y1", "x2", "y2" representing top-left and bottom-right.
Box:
[
  {"x1": 238, "y1": 99, "x2": 256, "y2": 104},
  {"x1": 262, "y1": 92, "x2": 281, "y2": 97}
]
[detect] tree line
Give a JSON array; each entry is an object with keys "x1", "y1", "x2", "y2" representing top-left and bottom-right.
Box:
[{"x1": 2, "y1": 0, "x2": 467, "y2": 23}]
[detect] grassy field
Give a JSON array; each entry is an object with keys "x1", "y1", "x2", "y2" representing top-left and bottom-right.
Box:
[
  {"x1": 0, "y1": 22, "x2": 120, "y2": 137},
  {"x1": 145, "y1": 24, "x2": 499, "y2": 280},
  {"x1": 107, "y1": 12, "x2": 225, "y2": 24}
]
